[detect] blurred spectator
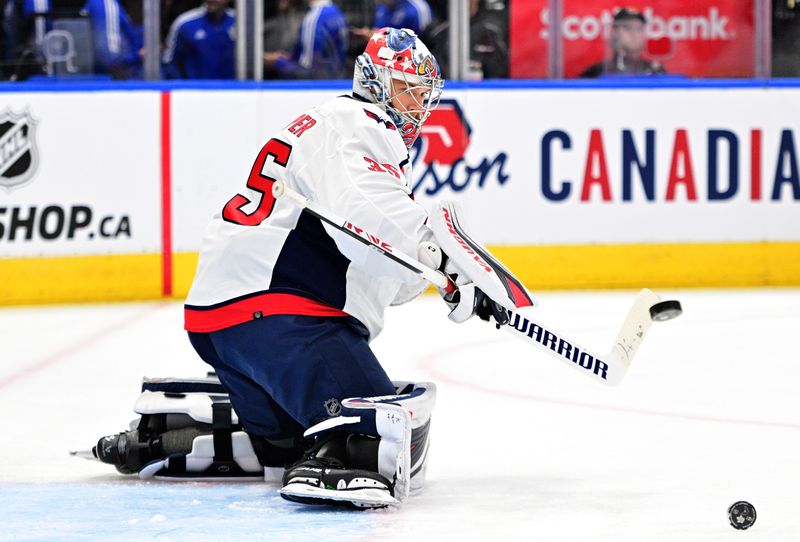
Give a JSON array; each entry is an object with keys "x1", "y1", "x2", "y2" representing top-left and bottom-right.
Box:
[
  {"x1": 375, "y1": 0, "x2": 431, "y2": 33},
  {"x1": 351, "y1": 0, "x2": 432, "y2": 44},
  {"x1": 82, "y1": 0, "x2": 142, "y2": 78},
  {"x1": 162, "y1": 0, "x2": 234, "y2": 79},
  {"x1": 162, "y1": 0, "x2": 202, "y2": 41},
  {"x1": 773, "y1": 0, "x2": 800, "y2": 76},
  {"x1": 2, "y1": 0, "x2": 50, "y2": 78},
  {"x1": 424, "y1": 0, "x2": 507, "y2": 79},
  {"x1": 580, "y1": 7, "x2": 665, "y2": 78},
  {"x1": 3, "y1": 0, "x2": 50, "y2": 56},
  {"x1": 263, "y1": 0, "x2": 303, "y2": 55},
  {"x1": 263, "y1": 0, "x2": 348, "y2": 79},
  {"x1": 0, "y1": 0, "x2": 5, "y2": 60},
  {"x1": 335, "y1": 0, "x2": 374, "y2": 29},
  {"x1": 425, "y1": 0, "x2": 446, "y2": 20},
  {"x1": 335, "y1": 0, "x2": 373, "y2": 73}
]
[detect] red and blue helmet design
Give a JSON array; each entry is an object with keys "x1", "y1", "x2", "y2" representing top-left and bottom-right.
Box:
[{"x1": 353, "y1": 27, "x2": 444, "y2": 148}]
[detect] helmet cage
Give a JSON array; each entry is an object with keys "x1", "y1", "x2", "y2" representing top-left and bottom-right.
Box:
[{"x1": 388, "y1": 69, "x2": 443, "y2": 134}]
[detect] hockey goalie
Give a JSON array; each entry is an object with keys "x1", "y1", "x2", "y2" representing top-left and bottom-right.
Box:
[{"x1": 79, "y1": 27, "x2": 536, "y2": 509}]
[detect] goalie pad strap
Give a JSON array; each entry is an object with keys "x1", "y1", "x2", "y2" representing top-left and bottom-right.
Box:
[
  {"x1": 169, "y1": 455, "x2": 186, "y2": 472},
  {"x1": 141, "y1": 375, "x2": 226, "y2": 395},
  {"x1": 139, "y1": 431, "x2": 265, "y2": 480},
  {"x1": 133, "y1": 376, "x2": 263, "y2": 479},
  {"x1": 211, "y1": 402, "x2": 233, "y2": 462}
]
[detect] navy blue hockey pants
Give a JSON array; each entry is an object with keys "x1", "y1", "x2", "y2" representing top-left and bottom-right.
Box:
[{"x1": 187, "y1": 315, "x2": 396, "y2": 439}]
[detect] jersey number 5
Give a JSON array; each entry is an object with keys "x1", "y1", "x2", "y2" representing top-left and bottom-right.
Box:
[{"x1": 222, "y1": 138, "x2": 293, "y2": 226}]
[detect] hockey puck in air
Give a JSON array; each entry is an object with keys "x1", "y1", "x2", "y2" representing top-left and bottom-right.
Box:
[
  {"x1": 728, "y1": 501, "x2": 756, "y2": 530},
  {"x1": 649, "y1": 300, "x2": 682, "y2": 322}
]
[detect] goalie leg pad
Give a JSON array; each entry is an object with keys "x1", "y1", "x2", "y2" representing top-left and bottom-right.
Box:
[
  {"x1": 92, "y1": 375, "x2": 303, "y2": 480},
  {"x1": 280, "y1": 381, "x2": 436, "y2": 508}
]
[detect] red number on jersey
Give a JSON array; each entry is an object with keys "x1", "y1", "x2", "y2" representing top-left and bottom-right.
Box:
[
  {"x1": 222, "y1": 138, "x2": 292, "y2": 226},
  {"x1": 381, "y1": 163, "x2": 400, "y2": 179},
  {"x1": 363, "y1": 157, "x2": 401, "y2": 179},
  {"x1": 364, "y1": 156, "x2": 384, "y2": 172}
]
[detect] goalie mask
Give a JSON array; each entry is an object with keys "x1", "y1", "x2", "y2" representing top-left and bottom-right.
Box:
[{"x1": 353, "y1": 27, "x2": 444, "y2": 148}]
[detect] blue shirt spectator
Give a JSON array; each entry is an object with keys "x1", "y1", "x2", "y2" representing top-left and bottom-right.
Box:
[
  {"x1": 162, "y1": 0, "x2": 235, "y2": 79},
  {"x1": 266, "y1": 0, "x2": 348, "y2": 79},
  {"x1": 82, "y1": 0, "x2": 142, "y2": 77},
  {"x1": 375, "y1": 0, "x2": 432, "y2": 35}
]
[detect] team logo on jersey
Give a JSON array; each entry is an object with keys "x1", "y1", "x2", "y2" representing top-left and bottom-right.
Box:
[
  {"x1": 324, "y1": 398, "x2": 342, "y2": 416},
  {"x1": 411, "y1": 99, "x2": 509, "y2": 195},
  {"x1": 0, "y1": 109, "x2": 39, "y2": 192}
]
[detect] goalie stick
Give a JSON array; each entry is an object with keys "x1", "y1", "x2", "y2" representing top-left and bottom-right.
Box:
[{"x1": 272, "y1": 181, "x2": 681, "y2": 386}]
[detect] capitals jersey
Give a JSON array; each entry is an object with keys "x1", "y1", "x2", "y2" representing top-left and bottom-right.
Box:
[{"x1": 184, "y1": 95, "x2": 431, "y2": 341}]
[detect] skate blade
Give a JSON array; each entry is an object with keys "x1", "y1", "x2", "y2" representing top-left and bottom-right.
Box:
[
  {"x1": 280, "y1": 482, "x2": 398, "y2": 509},
  {"x1": 69, "y1": 449, "x2": 98, "y2": 461}
]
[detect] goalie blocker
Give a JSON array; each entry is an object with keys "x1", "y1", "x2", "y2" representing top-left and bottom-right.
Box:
[
  {"x1": 74, "y1": 375, "x2": 436, "y2": 509},
  {"x1": 422, "y1": 201, "x2": 536, "y2": 323}
]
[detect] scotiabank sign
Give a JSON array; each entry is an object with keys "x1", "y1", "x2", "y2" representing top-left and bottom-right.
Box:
[{"x1": 510, "y1": 0, "x2": 754, "y2": 78}]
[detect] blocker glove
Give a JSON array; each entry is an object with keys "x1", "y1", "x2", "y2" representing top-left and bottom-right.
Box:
[{"x1": 418, "y1": 241, "x2": 508, "y2": 325}]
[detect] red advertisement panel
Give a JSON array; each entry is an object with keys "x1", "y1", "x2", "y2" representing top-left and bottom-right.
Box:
[{"x1": 510, "y1": 0, "x2": 755, "y2": 78}]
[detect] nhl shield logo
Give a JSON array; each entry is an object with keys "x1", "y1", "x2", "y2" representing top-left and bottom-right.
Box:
[{"x1": 0, "y1": 109, "x2": 39, "y2": 191}]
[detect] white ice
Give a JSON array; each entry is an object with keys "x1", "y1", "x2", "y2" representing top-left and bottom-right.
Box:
[{"x1": 0, "y1": 290, "x2": 798, "y2": 541}]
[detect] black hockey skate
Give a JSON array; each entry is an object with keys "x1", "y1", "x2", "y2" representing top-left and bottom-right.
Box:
[
  {"x1": 280, "y1": 433, "x2": 397, "y2": 509},
  {"x1": 92, "y1": 429, "x2": 161, "y2": 474},
  {"x1": 90, "y1": 426, "x2": 208, "y2": 474}
]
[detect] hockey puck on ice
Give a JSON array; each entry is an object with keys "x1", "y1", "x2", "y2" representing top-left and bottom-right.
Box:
[
  {"x1": 649, "y1": 300, "x2": 682, "y2": 322},
  {"x1": 728, "y1": 501, "x2": 756, "y2": 530}
]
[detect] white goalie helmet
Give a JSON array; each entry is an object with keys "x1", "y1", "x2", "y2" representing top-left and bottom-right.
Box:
[{"x1": 353, "y1": 27, "x2": 444, "y2": 148}]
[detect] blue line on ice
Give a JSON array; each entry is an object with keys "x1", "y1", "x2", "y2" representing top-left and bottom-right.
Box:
[{"x1": 0, "y1": 483, "x2": 383, "y2": 542}]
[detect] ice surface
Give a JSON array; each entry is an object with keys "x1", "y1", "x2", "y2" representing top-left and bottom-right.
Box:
[{"x1": 1, "y1": 290, "x2": 798, "y2": 541}]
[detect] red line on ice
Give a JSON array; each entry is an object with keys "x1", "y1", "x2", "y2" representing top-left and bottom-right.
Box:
[{"x1": 0, "y1": 304, "x2": 166, "y2": 391}]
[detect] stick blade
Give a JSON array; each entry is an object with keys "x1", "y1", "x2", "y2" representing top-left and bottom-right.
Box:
[{"x1": 608, "y1": 289, "x2": 662, "y2": 374}]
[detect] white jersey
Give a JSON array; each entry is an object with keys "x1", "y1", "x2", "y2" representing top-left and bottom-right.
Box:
[{"x1": 184, "y1": 95, "x2": 431, "y2": 341}]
